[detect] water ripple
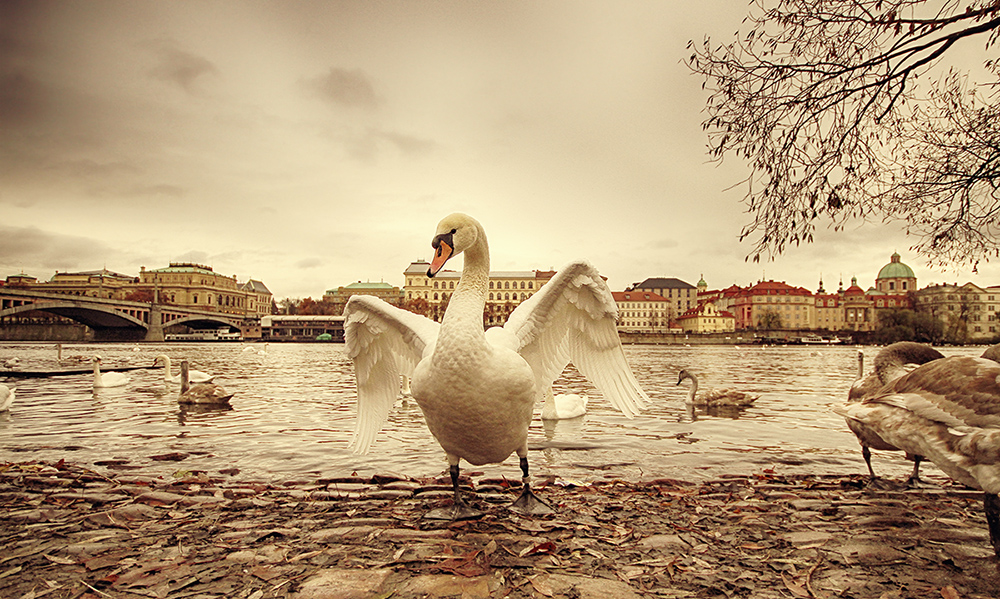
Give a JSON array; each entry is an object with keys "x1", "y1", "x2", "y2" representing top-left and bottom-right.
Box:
[{"x1": 0, "y1": 341, "x2": 986, "y2": 483}]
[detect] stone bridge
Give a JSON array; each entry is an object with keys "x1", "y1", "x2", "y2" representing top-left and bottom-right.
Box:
[{"x1": 0, "y1": 288, "x2": 249, "y2": 341}]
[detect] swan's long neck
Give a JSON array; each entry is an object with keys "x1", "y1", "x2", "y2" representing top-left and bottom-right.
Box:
[
  {"x1": 685, "y1": 372, "x2": 699, "y2": 402},
  {"x1": 160, "y1": 356, "x2": 173, "y2": 379},
  {"x1": 438, "y1": 224, "x2": 489, "y2": 350}
]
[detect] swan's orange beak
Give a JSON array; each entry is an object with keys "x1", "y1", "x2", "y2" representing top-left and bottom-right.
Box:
[{"x1": 428, "y1": 238, "x2": 453, "y2": 277}]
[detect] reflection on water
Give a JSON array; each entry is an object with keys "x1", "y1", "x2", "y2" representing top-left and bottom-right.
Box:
[{"x1": 0, "y1": 341, "x2": 987, "y2": 484}]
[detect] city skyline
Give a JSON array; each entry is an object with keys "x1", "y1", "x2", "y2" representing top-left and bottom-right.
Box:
[
  {"x1": 4, "y1": 249, "x2": 989, "y2": 305},
  {"x1": 3, "y1": 2, "x2": 998, "y2": 301}
]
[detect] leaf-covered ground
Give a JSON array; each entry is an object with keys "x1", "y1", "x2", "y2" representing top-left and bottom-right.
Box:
[{"x1": 2, "y1": 460, "x2": 999, "y2": 598}]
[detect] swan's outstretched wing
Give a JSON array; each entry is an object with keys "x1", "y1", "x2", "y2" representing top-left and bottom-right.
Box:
[
  {"x1": 502, "y1": 260, "x2": 648, "y2": 417},
  {"x1": 344, "y1": 295, "x2": 439, "y2": 453}
]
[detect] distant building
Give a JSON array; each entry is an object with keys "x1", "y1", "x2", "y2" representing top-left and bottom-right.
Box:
[
  {"x1": 241, "y1": 279, "x2": 274, "y2": 320},
  {"x1": 43, "y1": 269, "x2": 137, "y2": 300},
  {"x1": 914, "y1": 282, "x2": 1000, "y2": 342},
  {"x1": 612, "y1": 290, "x2": 670, "y2": 332},
  {"x1": 262, "y1": 315, "x2": 345, "y2": 342},
  {"x1": 324, "y1": 281, "x2": 403, "y2": 314},
  {"x1": 402, "y1": 260, "x2": 555, "y2": 325},
  {"x1": 628, "y1": 277, "x2": 697, "y2": 320},
  {"x1": 677, "y1": 301, "x2": 736, "y2": 333},
  {"x1": 137, "y1": 263, "x2": 265, "y2": 316},
  {"x1": 876, "y1": 252, "x2": 917, "y2": 294},
  {"x1": 732, "y1": 280, "x2": 815, "y2": 330}
]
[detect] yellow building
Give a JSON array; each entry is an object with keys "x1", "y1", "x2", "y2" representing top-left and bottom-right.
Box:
[
  {"x1": 136, "y1": 263, "x2": 273, "y2": 318},
  {"x1": 402, "y1": 261, "x2": 554, "y2": 325},
  {"x1": 676, "y1": 301, "x2": 736, "y2": 333},
  {"x1": 41, "y1": 269, "x2": 138, "y2": 300},
  {"x1": 914, "y1": 282, "x2": 1000, "y2": 342},
  {"x1": 628, "y1": 277, "x2": 697, "y2": 320},
  {"x1": 324, "y1": 281, "x2": 403, "y2": 314}
]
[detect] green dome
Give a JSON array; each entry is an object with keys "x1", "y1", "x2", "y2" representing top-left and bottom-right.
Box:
[{"x1": 877, "y1": 252, "x2": 915, "y2": 279}]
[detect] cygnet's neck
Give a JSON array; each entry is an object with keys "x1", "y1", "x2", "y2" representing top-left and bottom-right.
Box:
[{"x1": 684, "y1": 372, "x2": 699, "y2": 402}]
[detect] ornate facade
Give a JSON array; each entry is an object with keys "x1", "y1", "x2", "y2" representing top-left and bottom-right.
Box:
[{"x1": 402, "y1": 261, "x2": 555, "y2": 325}]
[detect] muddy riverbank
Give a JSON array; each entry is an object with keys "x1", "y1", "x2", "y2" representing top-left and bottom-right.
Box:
[{"x1": 2, "y1": 460, "x2": 999, "y2": 598}]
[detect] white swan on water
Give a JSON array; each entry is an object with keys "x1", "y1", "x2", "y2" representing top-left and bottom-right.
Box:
[
  {"x1": 541, "y1": 388, "x2": 588, "y2": 420},
  {"x1": 92, "y1": 357, "x2": 130, "y2": 388},
  {"x1": 154, "y1": 354, "x2": 215, "y2": 384},
  {"x1": 344, "y1": 213, "x2": 649, "y2": 519},
  {"x1": 676, "y1": 369, "x2": 757, "y2": 406},
  {"x1": 843, "y1": 341, "x2": 944, "y2": 486},
  {"x1": 0, "y1": 384, "x2": 14, "y2": 412},
  {"x1": 835, "y1": 346, "x2": 1000, "y2": 558}
]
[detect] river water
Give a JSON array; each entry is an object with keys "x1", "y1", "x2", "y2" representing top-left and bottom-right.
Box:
[{"x1": 0, "y1": 342, "x2": 988, "y2": 485}]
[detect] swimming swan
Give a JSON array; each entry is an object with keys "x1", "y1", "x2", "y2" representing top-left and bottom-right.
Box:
[
  {"x1": 0, "y1": 384, "x2": 13, "y2": 412},
  {"x1": 92, "y1": 357, "x2": 130, "y2": 388},
  {"x1": 344, "y1": 213, "x2": 649, "y2": 519},
  {"x1": 844, "y1": 341, "x2": 944, "y2": 486},
  {"x1": 541, "y1": 388, "x2": 588, "y2": 420},
  {"x1": 178, "y1": 360, "x2": 233, "y2": 405},
  {"x1": 834, "y1": 353, "x2": 1000, "y2": 558},
  {"x1": 676, "y1": 369, "x2": 757, "y2": 406},
  {"x1": 154, "y1": 354, "x2": 215, "y2": 384}
]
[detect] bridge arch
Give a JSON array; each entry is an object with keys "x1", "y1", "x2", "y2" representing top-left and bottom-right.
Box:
[{"x1": 0, "y1": 301, "x2": 148, "y2": 329}]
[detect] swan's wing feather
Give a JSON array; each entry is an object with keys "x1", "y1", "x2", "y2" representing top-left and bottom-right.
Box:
[
  {"x1": 504, "y1": 260, "x2": 648, "y2": 417},
  {"x1": 344, "y1": 295, "x2": 439, "y2": 453},
  {"x1": 869, "y1": 356, "x2": 1000, "y2": 428}
]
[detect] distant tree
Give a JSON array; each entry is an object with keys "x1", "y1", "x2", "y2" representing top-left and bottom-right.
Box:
[
  {"x1": 403, "y1": 296, "x2": 431, "y2": 318},
  {"x1": 124, "y1": 289, "x2": 154, "y2": 303},
  {"x1": 279, "y1": 298, "x2": 299, "y2": 315},
  {"x1": 296, "y1": 297, "x2": 339, "y2": 315},
  {"x1": 687, "y1": 0, "x2": 1000, "y2": 269},
  {"x1": 875, "y1": 308, "x2": 945, "y2": 344},
  {"x1": 757, "y1": 309, "x2": 783, "y2": 330}
]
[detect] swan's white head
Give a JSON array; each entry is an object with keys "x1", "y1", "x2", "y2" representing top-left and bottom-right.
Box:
[{"x1": 427, "y1": 213, "x2": 481, "y2": 277}]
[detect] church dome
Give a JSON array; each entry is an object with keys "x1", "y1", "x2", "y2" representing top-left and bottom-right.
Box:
[{"x1": 877, "y1": 252, "x2": 915, "y2": 280}]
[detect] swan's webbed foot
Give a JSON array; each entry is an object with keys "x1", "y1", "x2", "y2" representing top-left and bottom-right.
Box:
[
  {"x1": 904, "y1": 456, "x2": 937, "y2": 489},
  {"x1": 509, "y1": 456, "x2": 554, "y2": 516},
  {"x1": 424, "y1": 463, "x2": 485, "y2": 521},
  {"x1": 864, "y1": 476, "x2": 901, "y2": 491},
  {"x1": 904, "y1": 475, "x2": 938, "y2": 489},
  {"x1": 510, "y1": 484, "x2": 554, "y2": 516}
]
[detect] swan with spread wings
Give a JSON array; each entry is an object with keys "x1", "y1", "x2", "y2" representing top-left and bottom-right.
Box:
[{"x1": 344, "y1": 213, "x2": 649, "y2": 519}]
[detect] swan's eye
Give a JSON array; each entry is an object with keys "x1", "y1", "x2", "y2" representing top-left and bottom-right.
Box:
[{"x1": 450, "y1": 228, "x2": 457, "y2": 234}]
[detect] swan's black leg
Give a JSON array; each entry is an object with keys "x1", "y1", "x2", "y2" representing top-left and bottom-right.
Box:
[
  {"x1": 425, "y1": 464, "x2": 484, "y2": 520},
  {"x1": 985, "y1": 492, "x2": 1000, "y2": 559},
  {"x1": 904, "y1": 455, "x2": 936, "y2": 488},
  {"x1": 862, "y1": 445, "x2": 877, "y2": 479},
  {"x1": 861, "y1": 446, "x2": 894, "y2": 490},
  {"x1": 510, "y1": 456, "x2": 554, "y2": 516}
]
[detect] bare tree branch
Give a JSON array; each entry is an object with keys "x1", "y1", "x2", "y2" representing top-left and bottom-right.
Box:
[{"x1": 687, "y1": 0, "x2": 1000, "y2": 267}]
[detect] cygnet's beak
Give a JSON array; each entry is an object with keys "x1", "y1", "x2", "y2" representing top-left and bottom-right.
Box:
[{"x1": 427, "y1": 233, "x2": 454, "y2": 277}]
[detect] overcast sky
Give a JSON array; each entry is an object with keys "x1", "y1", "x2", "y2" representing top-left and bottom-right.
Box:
[{"x1": 2, "y1": 1, "x2": 996, "y2": 301}]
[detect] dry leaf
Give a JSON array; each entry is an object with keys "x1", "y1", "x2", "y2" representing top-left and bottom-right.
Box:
[
  {"x1": 781, "y1": 572, "x2": 810, "y2": 598},
  {"x1": 529, "y1": 575, "x2": 554, "y2": 597},
  {"x1": 941, "y1": 586, "x2": 961, "y2": 599}
]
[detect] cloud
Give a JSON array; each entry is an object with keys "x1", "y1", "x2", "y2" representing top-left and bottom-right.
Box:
[
  {"x1": 376, "y1": 130, "x2": 437, "y2": 156},
  {"x1": 146, "y1": 41, "x2": 219, "y2": 93},
  {"x1": 172, "y1": 250, "x2": 210, "y2": 264},
  {"x1": 295, "y1": 257, "x2": 323, "y2": 269},
  {"x1": 304, "y1": 67, "x2": 379, "y2": 109},
  {"x1": 0, "y1": 226, "x2": 111, "y2": 271},
  {"x1": 123, "y1": 183, "x2": 186, "y2": 198}
]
